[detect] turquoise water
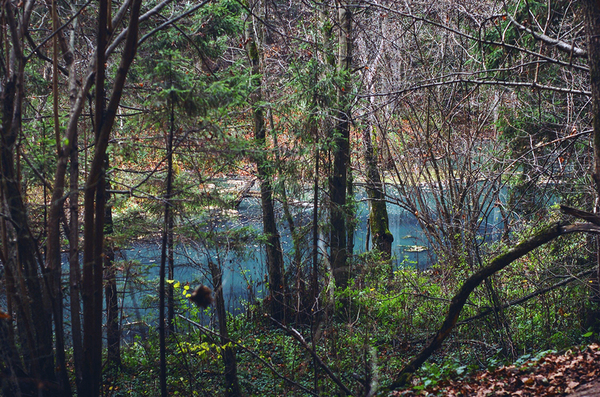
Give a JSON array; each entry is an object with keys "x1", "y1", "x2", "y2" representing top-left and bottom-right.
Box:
[
  {"x1": 117, "y1": 190, "x2": 506, "y2": 318},
  {"x1": 112, "y1": 195, "x2": 430, "y2": 320}
]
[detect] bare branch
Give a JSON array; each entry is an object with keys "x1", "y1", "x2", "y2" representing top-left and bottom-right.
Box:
[
  {"x1": 138, "y1": 0, "x2": 213, "y2": 46},
  {"x1": 363, "y1": 77, "x2": 591, "y2": 99},
  {"x1": 457, "y1": 268, "x2": 595, "y2": 325},
  {"x1": 507, "y1": 13, "x2": 586, "y2": 58}
]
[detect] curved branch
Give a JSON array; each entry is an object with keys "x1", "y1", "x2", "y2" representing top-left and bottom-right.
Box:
[{"x1": 388, "y1": 222, "x2": 600, "y2": 390}]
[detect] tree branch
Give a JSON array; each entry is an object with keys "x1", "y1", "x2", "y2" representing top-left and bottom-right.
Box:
[
  {"x1": 507, "y1": 14, "x2": 586, "y2": 58},
  {"x1": 561, "y1": 205, "x2": 600, "y2": 226},
  {"x1": 362, "y1": 78, "x2": 590, "y2": 99},
  {"x1": 388, "y1": 222, "x2": 600, "y2": 390}
]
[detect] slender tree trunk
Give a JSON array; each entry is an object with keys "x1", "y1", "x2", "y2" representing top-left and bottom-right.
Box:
[
  {"x1": 68, "y1": 129, "x2": 83, "y2": 389},
  {"x1": 347, "y1": 163, "x2": 355, "y2": 259},
  {"x1": 330, "y1": 1, "x2": 353, "y2": 290},
  {"x1": 1, "y1": 3, "x2": 58, "y2": 393},
  {"x1": 167, "y1": 213, "x2": 175, "y2": 334},
  {"x1": 312, "y1": 141, "x2": 320, "y2": 307},
  {"x1": 208, "y1": 261, "x2": 242, "y2": 397},
  {"x1": 245, "y1": 4, "x2": 286, "y2": 321},
  {"x1": 44, "y1": 1, "x2": 72, "y2": 393},
  {"x1": 105, "y1": 176, "x2": 121, "y2": 370},
  {"x1": 159, "y1": 90, "x2": 175, "y2": 397},
  {"x1": 0, "y1": 183, "x2": 22, "y2": 397},
  {"x1": 270, "y1": 110, "x2": 305, "y2": 318},
  {"x1": 82, "y1": 2, "x2": 108, "y2": 395},
  {"x1": 167, "y1": 90, "x2": 176, "y2": 336},
  {"x1": 67, "y1": 4, "x2": 83, "y2": 389},
  {"x1": 357, "y1": 10, "x2": 392, "y2": 263},
  {"x1": 583, "y1": 0, "x2": 600, "y2": 306},
  {"x1": 0, "y1": 315, "x2": 22, "y2": 397}
]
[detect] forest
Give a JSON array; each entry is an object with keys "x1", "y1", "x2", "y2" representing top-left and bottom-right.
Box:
[{"x1": 2, "y1": 0, "x2": 600, "y2": 396}]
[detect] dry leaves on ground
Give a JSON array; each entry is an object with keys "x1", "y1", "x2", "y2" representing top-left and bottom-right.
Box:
[{"x1": 392, "y1": 343, "x2": 600, "y2": 396}]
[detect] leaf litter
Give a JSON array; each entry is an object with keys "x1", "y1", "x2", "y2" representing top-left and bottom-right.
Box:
[{"x1": 391, "y1": 343, "x2": 600, "y2": 396}]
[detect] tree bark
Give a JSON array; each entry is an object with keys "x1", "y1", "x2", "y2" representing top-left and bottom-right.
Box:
[
  {"x1": 245, "y1": 3, "x2": 286, "y2": 321},
  {"x1": 208, "y1": 261, "x2": 242, "y2": 397},
  {"x1": 81, "y1": 1, "x2": 142, "y2": 395},
  {"x1": 1, "y1": 2, "x2": 58, "y2": 393},
  {"x1": 363, "y1": 124, "x2": 393, "y2": 259},
  {"x1": 583, "y1": 0, "x2": 600, "y2": 309},
  {"x1": 330, "y1": 1, "x2": 353, "y2": 290},
  {"x1": 105, "y1": 177, "x2": 121, "y2": 370},
  {"x1": 158, "y1": 89, "x2": 175, "y2": 397},
  {"x1": 67, "y1": 3, "x2": 83, "y2": 389},
  {"x1": 81, "y1": 2, "x2": 108, "y2": 394}
]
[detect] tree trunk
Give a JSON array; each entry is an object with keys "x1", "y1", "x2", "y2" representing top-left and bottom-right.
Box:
[
  {"x1": 208, "y1": 261, "x2": 242, "y2": 397},
  {"x1": 69, "y1": 130, "x2": 84, "y2": 388},
  {"x1": 158, "y1": 90, "x2": 175, "y2": 397},
  {"x1": 245, "y1": 4, "x2": 286, "y2": 321},
  {"x1": 167, "y1": 86, "x2": 176, "y2": 336},
  {"x1": 81, "y1": 2, "x2": 143, "y2": 395},
  {"x1": 347, "y1": 164, "x2": 355, "y2": 260},
  {"x1": 67, "y1": 3, "x2": 83, "y2": 389},
  {"x1": 363, "y1": 125, "x2": 393, "y2": 259},
  {"x1": 105, "y1": 178, "x2": 121, "y2": 370},
  {"x1": 1, "y1": 3, "x2": 58, "y2": 393},
  {"x1": 81, "y1": 2, "x2": 108, "y2": 394},
  {"x1": 270, "y1": 110, "x2": 305, "y2": 318},
  {"x1": 583, "y1": 0, "x2": 600, "y2": 310},
  {"x1": 330, "y1": 1, "x2": 353, "y2": 290}
]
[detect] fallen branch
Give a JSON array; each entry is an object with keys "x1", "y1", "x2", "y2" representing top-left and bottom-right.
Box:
[{"x1": 388, "y1": 222, "x2": 600, "y2": 390}]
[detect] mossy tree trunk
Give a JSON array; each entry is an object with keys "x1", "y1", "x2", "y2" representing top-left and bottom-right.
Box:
[
  {"x1": 363, "y1": 124, "x2": 393, "y2": 259},
  {"x1": 330, "y1": 1, "x2": 353, "y2": 290}
]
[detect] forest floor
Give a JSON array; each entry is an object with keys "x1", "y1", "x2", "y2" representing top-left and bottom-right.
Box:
[{"x1": 392, "y1": 343, "x2": 600, "y2": 396}]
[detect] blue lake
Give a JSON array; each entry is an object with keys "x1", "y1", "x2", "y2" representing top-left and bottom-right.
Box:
[{"x1": 113, "y1": 188, "x2": 506, "y2": 323}]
